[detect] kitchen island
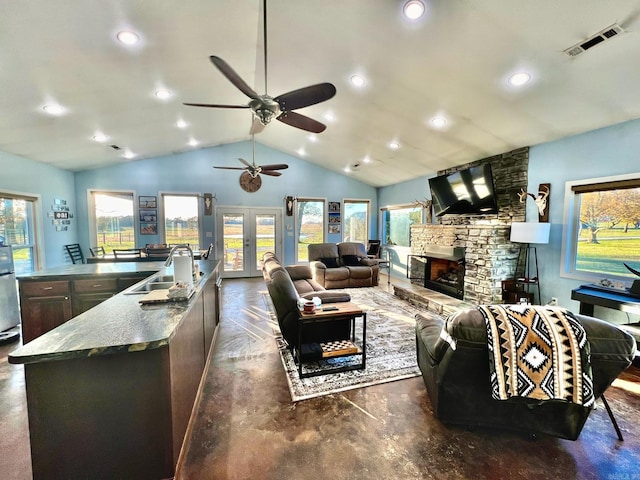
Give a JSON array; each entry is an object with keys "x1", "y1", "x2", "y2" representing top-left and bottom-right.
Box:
[{"x1": 9, "y1": 258, "x2": 221, "y2": 480}]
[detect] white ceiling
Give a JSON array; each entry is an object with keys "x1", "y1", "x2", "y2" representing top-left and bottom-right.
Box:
[{"x1": 2, "y1": 0, "x2": 640, "y2": 187}]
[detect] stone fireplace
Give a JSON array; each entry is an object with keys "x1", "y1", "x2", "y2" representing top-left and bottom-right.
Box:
[{"x1": 409, "y1": 147, "x2": 529, "y2": 305}]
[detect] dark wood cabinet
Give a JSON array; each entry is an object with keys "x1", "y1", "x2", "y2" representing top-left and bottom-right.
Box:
[
  {"x1": 19, "y1": 273, "x2": 149, "y2": 342},
  {"x1": 20, "y1": 281, "x2": 72, "y2": 343}
]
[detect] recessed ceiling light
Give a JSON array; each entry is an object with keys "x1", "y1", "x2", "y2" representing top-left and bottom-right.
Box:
[
  {"x1": 350, "y1": 74, "x2": 366, "y2": 87},
  {"x1": 188, "y1": 138, "x2": 198, "y2": 147},
  {"x1": 42, "y1": 103, "x2": 66, "y2": 116},
  {"x1": 122, "y1": 150, "x2": 136, "y2": 159},
  {"x1": 176, "y1": 119, "x2": 188, "y2": 129},
  {"x1": 297, "y1": 147, "x2": 306, "y2": 156},
  {"x1": 388, "y1": 141, "x2": 400, "y2": 150},
  {"x1": 307, "y1": 134, "x2": 318, "y2": 143},
  {"x1": 430, "y1": 116, "x2": 447, "y2": 128},
  {"x1": 324, "y1": 112, "x2": 336, "y2": 122},
  {"x1": 154, "y1": 89, "x2": 172, "y2": 100},
  {"x1": 508, "y1": 72, "x2": 531, "y2": 86},
  {"x1": 92, "y1": 133, "x2": 108, "y2": 142},
  {"x1": 344, "y1": 167, "x2": 352, "y2": 173},
  {"x1": 403, "y1": 0, "x2": 425, "y2": 20},
  {"x1": 116, "y1": 31, "x2": 140, "y2": 45},
  {"x1": 363, "y1": 156, "x2": 371, "y2": 163}
]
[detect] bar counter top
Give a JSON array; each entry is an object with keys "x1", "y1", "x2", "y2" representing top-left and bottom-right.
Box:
[{"x1": 9, "y1": 258, "x2": 219, "y2": 365}]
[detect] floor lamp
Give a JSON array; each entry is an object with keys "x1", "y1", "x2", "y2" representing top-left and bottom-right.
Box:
[{"x1": 510, "y1": 222, "x2": 551, "y2": 304}]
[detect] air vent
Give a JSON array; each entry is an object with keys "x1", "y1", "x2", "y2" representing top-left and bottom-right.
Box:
[
  {"x1": 564, "y1": 23, "x2": 624, "y2": 57},
  {"x1": 109, "y1": 144, "x2": 121, "y2": 150}
]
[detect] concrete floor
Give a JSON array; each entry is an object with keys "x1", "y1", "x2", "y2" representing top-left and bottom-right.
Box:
[
  {"x1": 1, "y1": 275, "x2": 640, "y2": 479},
  {"x1": 176, "y1": 277, "x2": 640, "y2": 480}
]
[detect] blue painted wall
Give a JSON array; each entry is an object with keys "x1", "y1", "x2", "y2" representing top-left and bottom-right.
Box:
[
  {"x1": 528, "y1": 118, "x2": 640, "y2": 322},
  {"x1": 74, "y1": 141, "x2": 377, "y2": 266},
  {"x1": 0, "y1": 151, "x2": 76, "y2": 267}
]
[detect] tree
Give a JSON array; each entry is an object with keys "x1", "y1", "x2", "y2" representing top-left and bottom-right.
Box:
[{"x1": 579, "y1": 191, "x2": 610, "y2": 243}]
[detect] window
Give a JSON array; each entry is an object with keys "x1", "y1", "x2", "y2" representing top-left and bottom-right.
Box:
[
  {"x1": 295, "y1": 198, "x2": 325, "y2": 262},
  {"x1": 343, "y1": 200, "x2": 369, "y2": 244},
  {"x1": 381, "y1": 205, "x2": 424, "y2": 247},
  {"x1": 562, "y1": 174, "x2": 640, "y2": 282},
  {"x1": 91, "y1": 191, "x2": 135, "y2": 251},
  {"x1": 162, "y1": 194, "x2": 200, "y2": 249},
  {"x1": 0, "y1": 194, "x2": 38, "y2": 274}
]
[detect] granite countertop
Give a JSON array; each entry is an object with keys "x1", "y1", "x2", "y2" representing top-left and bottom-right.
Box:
[
  {"x1": 17, "y1": 261, "x2": 167, "y2": 280},
  {"x1": 9, "y1": 259, "x2": 220, "y2": 365}
]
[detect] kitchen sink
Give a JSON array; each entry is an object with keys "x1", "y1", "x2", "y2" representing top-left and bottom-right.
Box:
[{"x1": 124, "y1": 280, "x2": 175, "y2": 294}]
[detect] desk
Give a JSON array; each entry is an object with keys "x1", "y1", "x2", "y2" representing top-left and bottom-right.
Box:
[{"x1": 571, "y1": 284, "x2": 640, "y2": 316}]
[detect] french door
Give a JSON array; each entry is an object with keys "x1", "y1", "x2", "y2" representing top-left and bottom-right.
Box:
[{"x1": 216, "y1": 207, "x2": 282, "y2": 278}]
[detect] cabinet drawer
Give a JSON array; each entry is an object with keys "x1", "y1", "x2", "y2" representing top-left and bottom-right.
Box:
[
  {"x1": 73, "y1": 278, "x2": 118, "y2": 293},
  {"x1": 21, "y1": 281, "x2": 70, "y2": 297}
]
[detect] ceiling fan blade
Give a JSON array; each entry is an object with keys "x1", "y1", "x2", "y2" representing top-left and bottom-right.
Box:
[
  {"x1": 260, "y1": 164, "x2": 289, "y2": 171},
  {"x1": 250, "y1": 116, "x2": 266, "y2": 134},
  {"x1": 183, "y1": 102, "x2": 249, "y2": 109},
  {"x1": 274, "y1": 83, "x2": 337, "y2": 111},
  {"x1": 261, "y1": 170, "x2": 282, "y2": 177},
  {"x1": 238, "y1": 158, "x2": 253, "y2": 168},
  {"x1": 210, "y1": 56, "x2": 260, "y2": 100},
  {"x1": 276, "y1": 111, "x2": 327, "y2": 133},
  {"x1": 213, "y1": 166, "x2": 246, "y2": 170}
]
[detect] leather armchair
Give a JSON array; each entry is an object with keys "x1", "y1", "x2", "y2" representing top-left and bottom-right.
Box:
[
  {"x1": 415, "y1": 307, "x2": 636, "y2": 440},
  {"x1": 308, "y1": 242, "x2": 379, "y2": 289}
]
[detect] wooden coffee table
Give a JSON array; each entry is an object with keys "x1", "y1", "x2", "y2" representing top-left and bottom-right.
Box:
[{"x1": 296, "y1": 302, "x2": 367, "y2": 378}]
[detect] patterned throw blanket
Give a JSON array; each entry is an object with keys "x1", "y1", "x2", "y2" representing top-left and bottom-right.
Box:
[{"x1": 478, "y1": 304, "x2": 594, "y2": 407}]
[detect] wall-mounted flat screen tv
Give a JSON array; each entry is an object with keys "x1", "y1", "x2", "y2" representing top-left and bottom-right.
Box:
[{"x1": 428, "y1": 163, "x2": 498, "y2": 217}]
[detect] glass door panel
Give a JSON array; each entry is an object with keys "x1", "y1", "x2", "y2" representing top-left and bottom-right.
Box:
[{"x1": 217, "y1": 207, "x2": 282, "y2": 278}]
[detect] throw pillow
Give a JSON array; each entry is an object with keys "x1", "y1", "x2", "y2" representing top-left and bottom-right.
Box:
[
  {"x1": 342, "y1": 254, "x2": 361, "y2": 266},
  {"x1": 319, "y1": 257, "x2": 339, "y2": 268}
]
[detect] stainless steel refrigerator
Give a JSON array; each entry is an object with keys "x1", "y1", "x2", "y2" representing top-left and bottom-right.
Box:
[{"x1": 0, "y1": 246, "x2": 20, "y2": 343}]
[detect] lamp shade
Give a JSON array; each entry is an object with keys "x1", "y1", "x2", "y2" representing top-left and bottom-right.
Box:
[{"x1": 510, "y1": 222, "x2": 551, "y2": 244}]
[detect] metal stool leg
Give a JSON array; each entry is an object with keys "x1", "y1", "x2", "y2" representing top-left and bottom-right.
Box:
[{"x1": 601, "y1": 394, "x2": 623, "y2": 441}]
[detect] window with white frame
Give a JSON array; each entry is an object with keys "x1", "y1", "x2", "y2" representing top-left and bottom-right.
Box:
[
  {"x1": 562, "y1": 174, "x2": 640, "y2": 282},
  {"x1": 90, "y1": 191, "x2": 135, "y2": 251},
  {"x1": 162, "y1": 194, "x2": 201, "y2": 249},
  {"x1": 380, "y1": 205, "x2": 424, "y2": 247},
  {"x1": 342, "y1": 200, "x2": 369, "y2": 244},
  {"x1": 0, "y1": 193, "x2": 39, "y2": 274},
  {"x1": 295, "y1": 198, "x2": 325, "y2": 262}
]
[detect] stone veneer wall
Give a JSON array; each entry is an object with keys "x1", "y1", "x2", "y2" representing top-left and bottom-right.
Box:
[{"x1": 410, "y1": 147, "x2": 529, "y2": 305}]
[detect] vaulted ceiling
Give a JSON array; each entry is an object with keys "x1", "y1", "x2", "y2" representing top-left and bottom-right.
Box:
[{"x1": 2, "y1": 1, "x2": 640, "y2": 187}]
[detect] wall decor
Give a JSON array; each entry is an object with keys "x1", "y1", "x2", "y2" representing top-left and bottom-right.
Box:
[
  {"x1": 140, "y1": 209, "x2": 157, "y2": 222},
  {"x1": 51, "y1": 198, "x2": 73, "y2": 231},
  {"x1": 139, "y1": 196, "x2": 157, "y2": 208},
  {"x1": 328, "y1": 201, "x2": 341, "y2": 233},
  {"x1": 140, "y1": 223, "x2": 157, "y2": 235},
  {"x1": 517, "y1": 183, "x2": 550, "y2": 222},
  {"x1": 286, "y1": 196, "x2": 294, "y2": 216},
  {"x1": 204, "y1": 193, "x2": 214, "y2": 216}
]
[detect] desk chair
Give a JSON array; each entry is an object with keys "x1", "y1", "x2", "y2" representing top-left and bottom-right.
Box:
[
  {"x1": 90, "y1": 246, "x2": 106, "y2": 256},
  {"x1": 64, "y1": 244, "x2": 85, "y2": 264},
  {"x1": 113, "y1": 248, "x2": 143, "y2": 259}
]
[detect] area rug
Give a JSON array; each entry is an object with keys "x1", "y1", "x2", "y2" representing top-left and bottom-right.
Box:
[{"x1": 262, "y1": 287, "x2": 423, "y2": 402}]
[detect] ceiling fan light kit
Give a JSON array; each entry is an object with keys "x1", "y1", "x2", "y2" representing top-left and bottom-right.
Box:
[{"x1": 183, "y1": 0, "x2": 336, "y2": 135}]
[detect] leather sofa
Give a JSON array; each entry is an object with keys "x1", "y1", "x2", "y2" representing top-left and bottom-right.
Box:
[
  {"x1": 308, "y1": 242, "x2": 379, "y2": 289},
  {"x1": 261, "y1": 252, "x2": 351, "y2": 347},
  {"x1": 415, "y1": 307, "x2": 636, "y2": 440}
]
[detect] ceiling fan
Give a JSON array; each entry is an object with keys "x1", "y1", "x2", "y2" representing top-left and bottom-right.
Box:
[
  {"x1": 183, "y1": 0, "x2": 336, "y2": 134},
  {"x1": 213, "y1": 134, "x2": 287, "y2": 192}
]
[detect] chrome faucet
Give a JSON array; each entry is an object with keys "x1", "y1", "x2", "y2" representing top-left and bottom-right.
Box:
[{"x1": 164, "y1": 244, "x2": 195, "y2": 276}]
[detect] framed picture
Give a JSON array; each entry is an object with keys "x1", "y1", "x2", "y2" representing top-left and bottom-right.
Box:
[
  {"x1": 140, "y1": 223, "x2": 157, "y2": 235},
  {"x1": 328, "y1": 224, "x2": 340, "y2": 234},
  {"x1": 139, "y1": 196, "x2": 157, "y2": 209},
  {"x1": 328, "y1": 201, "x2": 340, "y2": 213},
  {"x1": 139, "y1": 209, "x2": 157, "y2": 222}
]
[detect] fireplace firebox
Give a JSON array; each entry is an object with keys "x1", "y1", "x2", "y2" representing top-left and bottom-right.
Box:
[{"x1": 408, "y1": 247, "x2": 465, "y2": 300}]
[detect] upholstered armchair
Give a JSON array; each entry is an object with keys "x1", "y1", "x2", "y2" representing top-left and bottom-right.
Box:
[{"x1": 308, "y1": 242, "x2": 379, "y2": 289}]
